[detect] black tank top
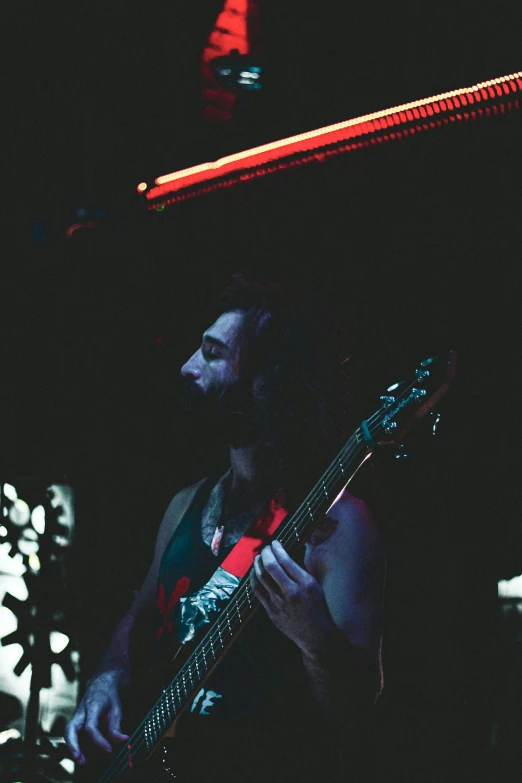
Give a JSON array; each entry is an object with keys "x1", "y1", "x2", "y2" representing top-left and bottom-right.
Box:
[{"x1": 154, "y1": 477, "x2": 342, "y2": 783}]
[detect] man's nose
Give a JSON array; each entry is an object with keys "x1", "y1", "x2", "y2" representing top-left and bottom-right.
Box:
[{"x1": 181, "y1": 351, "x2": 201, "y2": 379}]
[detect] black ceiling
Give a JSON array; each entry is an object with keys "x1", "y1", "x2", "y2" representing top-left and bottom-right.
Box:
[{"x1": 6, "y1": 1, "x2": 522, "y2": 216}]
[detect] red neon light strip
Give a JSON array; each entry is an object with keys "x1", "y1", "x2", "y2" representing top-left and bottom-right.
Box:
[{"x1": 143, "y1": 72, "x2": 522, "y2": 205}]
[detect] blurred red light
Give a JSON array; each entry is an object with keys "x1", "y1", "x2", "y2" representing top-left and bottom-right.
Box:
[
  {"x1": 137, "y1": 182, "x2": 148, "y2": 193},
  {"x1": 142, "y1": 71, "x2": 521, "y2": 206}
]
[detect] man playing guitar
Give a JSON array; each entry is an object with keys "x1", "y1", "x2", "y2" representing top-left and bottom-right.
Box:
[{"x1": 65, "y1": 275, "x2": 386, "y2": 783}]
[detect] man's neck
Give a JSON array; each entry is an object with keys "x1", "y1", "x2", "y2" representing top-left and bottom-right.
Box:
[{"x1": 228, "y1": 444, "x2": 278, "y2": 498}]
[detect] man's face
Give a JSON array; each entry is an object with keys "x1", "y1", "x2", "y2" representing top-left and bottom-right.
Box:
[
  {"x1": 181, "y1": 310, "x2": 245, "y2": 398},
  {"x1": 180, "y1": 310, "x2": 255, "y2": 446}
]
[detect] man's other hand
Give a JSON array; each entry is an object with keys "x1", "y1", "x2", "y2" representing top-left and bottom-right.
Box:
[
  {"x1": 64, "y1": 672, "x2": 129, "y2": 766},
  {"x1": 250, "y1": 540, "x2": 334, "y2": 654}
]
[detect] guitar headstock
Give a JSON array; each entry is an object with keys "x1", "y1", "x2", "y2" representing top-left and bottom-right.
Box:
[{"x1": 369, "y1": 350, "x2": 458, "y2": 450}]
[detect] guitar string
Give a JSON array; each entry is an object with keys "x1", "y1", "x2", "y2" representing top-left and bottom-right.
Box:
[
  {"x1": 99, "y1": 387, "x2": 415, "y2": 782},
  {"x1": 97, "y1": 402, "x2": 392, "y2": 783}
]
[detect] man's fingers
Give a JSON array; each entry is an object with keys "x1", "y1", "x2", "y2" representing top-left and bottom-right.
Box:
[
  {"x1": 260, "y1": 545, "x2": 296, "y2": 592},
  {"x1": 254, "y1": 553, "x2": 283, "y2": 596},
  {"x1": 84, "y1": 715, "x2": 113, "y2": 754},
  {"x1": 64, "y1": 717, "x2": 83, "y2": 761},
  {"x1": 107, "y1": 705, "x2": 129, "y2": 742},
  {"x1": 250, "y1": 563, "x2": 271, "y2": 608},
  {"x1": 108, "y1": 729, "x2": 130, "y2": 742},
  {"x1": 271, "y1": 540, "x2": 313, "y2": 585}
]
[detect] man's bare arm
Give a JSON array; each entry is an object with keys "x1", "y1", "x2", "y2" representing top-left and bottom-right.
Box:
[
  {"x1": 251, "y1": 492, "x2": 385, "y2": 723},
  {"x1": 64, "y1": 480, "x2": 205, "y2": 764}
]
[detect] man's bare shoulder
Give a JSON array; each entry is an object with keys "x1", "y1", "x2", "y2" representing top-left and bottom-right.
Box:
[
  {"x1": 164, "y1": 478, "x2": 207, "y2": 517},
  {"x1": 309, "y1": 490, "x2": 380, "y2": 549},
  {"x1": 305, "y1": 489, "x2": 384, "y2": 577},
  {"x1": 154, "y1": 478, "x2": 207, "y2": 556}
]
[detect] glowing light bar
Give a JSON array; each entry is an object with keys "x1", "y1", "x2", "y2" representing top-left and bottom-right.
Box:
[{"x1": 143, "y1": 72, "x2": 521, "y2": 207}]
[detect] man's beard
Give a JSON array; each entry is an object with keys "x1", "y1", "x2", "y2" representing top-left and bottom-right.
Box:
[{"x1": 181, "y1": 379, "x2": 262, "y2": 447}]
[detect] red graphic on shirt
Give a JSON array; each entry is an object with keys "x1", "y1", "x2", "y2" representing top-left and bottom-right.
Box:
[{"x1": 157, "y1": 577, "x2": 191, "y2": 638}]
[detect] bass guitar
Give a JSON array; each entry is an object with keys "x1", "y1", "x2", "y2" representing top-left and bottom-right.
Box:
[{"x1": 95, "y1": 350, "x2": 458, "y2": 783}]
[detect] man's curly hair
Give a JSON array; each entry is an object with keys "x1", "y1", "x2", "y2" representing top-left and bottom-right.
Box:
[{"x1": 217, "y1": 273, "x2": 353, "y2": 507}]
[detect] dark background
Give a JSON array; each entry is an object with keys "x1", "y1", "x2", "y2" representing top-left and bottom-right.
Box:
[{"x1": 2, "y1": 2, "x2": 522, "y2": 780}]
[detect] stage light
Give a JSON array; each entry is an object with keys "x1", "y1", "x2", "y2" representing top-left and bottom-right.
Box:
[
  {"x1": 9, "y1": 499, "x2": 30, "y2": 527},
  {"x1": 31, "y1": 505, "x2": 45, "y2": 535},
  {"x1": 0, "y1": 728, "x2": 21, "y2": 745},
  {"x1": 3, "y1": 484, "x2": 18, "y2": 501},
  {"x1": 52, "y1": 535, "x2": 69, "y2": 548},
  {"x1": 0, "y1": 525, "x2": 7, "y2": 536},
  {"x1": 50, "y1": 631, "x2": 69, "y2": 654},
  {"x1": 137, "y1": 182, "x2": 148, "y2": 193},
  {"x1": 498, "y1": 574, "x2": 522, "y2": 598},
  {"x1": 18, "y1": 528, "x2": 39, "y2": 556},
  {"x1": 0, "y1": 542, "x2": 26, "y2": 576},
  {"x1": 65, "y1": 221, "x2": 96, "y2": 239},
  {"x1": 60, "y1": 759, "x2": 75, "y2": 774},
  {"x1": 210, "y1": 52, "x2": 263, "y2": 92},
  {"x1": 148, "y1": 71, "x2": 521, "y2": 202}
]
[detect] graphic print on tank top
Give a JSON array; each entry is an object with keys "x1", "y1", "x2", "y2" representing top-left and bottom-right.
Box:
[
  {"x1": 155, "y1": 475, "x2": 305, "y2": 722},
  {"x1": 154, "y1": 477, "x2": 342, "y2": 783}
]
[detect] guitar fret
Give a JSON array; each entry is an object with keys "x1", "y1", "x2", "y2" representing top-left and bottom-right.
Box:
[
  {"x1": 160, "y1": 701, "x2": 167, "y2": 729},
  {"x1": 145, "y1": 720, "x2": 153, "y2": 751},
  {"x1": 152, "y1": 712, "x2": 159, "y2": 741},
  {"x1": 235, "y1": 595, "x2": 242, "y2": 622}
]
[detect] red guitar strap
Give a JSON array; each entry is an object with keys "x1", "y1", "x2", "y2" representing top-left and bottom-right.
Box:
[
  {"x1": 220, "y1": 492, "x2": 288, "y2": 578},
  {"x1": 178, "y1": 489, "x2": 288, "y2": 644}
]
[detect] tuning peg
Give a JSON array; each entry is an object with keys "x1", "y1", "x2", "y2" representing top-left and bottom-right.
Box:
[{"x1": 380, "y1": 395, "x2": 395, "y2": 407}]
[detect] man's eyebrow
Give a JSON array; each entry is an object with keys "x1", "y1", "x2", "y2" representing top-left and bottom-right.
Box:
[{"x1": 202, "y1": 333, "x2": 228, "y2": 350}]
